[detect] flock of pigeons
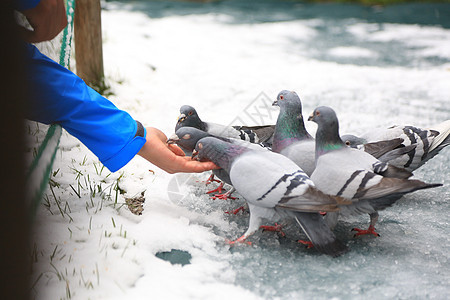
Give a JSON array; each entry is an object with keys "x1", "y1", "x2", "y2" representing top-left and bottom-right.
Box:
[{"x1": 167, "y1": 90, "x2": 450, "y2": 257}]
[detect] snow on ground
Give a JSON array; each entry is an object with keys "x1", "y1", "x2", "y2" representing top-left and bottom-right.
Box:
[{"x1": 28, "y1": 1, "x2": 449, "y2": 299}]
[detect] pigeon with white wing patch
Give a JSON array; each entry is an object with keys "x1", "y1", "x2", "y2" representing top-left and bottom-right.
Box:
[
  {"x1": 309, "y1": 106, "x2": 442, "y2": 237},
  {"x1": 175, "y1": 105, "x2": 275, "y2": 144}
]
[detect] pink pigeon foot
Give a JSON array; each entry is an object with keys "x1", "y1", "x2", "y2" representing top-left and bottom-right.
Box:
[
  {"x1": 205, "y1": 174, "x2": 220, "y2": 185},
  {"x1": 260, "y1": 223, "x2": 286, "y2": 237},
  {"x1": 225, "y1": 206, "x2": 245, "y2": 215},
  {"x1": 211, "y1": 189, "x2": 237, "y2": 200},
  {"x1": 212, "y1": 193, "x2": 236, "y2": 200},
  {"x1": 206, "y1": 182, "x2": 224, "y2": 195},
  {"x1": 226, "y1": 235, "x2": 252, "y2": 246},
  {"x1": 352, "y1": 225, "x2": 380, "y2": 237},
  {"x1": 298, "y1": 240, "x2": 314, "y2": 249}
]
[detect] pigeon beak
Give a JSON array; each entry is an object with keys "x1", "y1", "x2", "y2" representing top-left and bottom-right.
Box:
[
  {"x1": 166, "y1": 133, "x2": 180, "y2": 144},
  {"x1": 308, "y1": 112, "x2": 314, "y2": 121},
  {"x1": 272, "y1": 100, "x2": 279, "y2": 106},
  {"x1": 191, "y1": 149, "x2": 199, "y2": 160},
  {"x1": 177, "y1": 113, "x2": 186, "y2": 123}
]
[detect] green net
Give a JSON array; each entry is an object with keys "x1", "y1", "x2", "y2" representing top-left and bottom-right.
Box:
[{"x1": 27, "y1": 0, "x2": 76, "y2": 217}]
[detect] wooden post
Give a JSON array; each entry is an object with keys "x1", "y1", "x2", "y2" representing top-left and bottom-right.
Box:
[{"x1": 74, "y1": 0, "x2": 104, "y2": 88}]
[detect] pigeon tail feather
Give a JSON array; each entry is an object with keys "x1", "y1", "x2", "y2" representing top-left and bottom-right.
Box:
[
  {"x1": 428, "y1": 120, "x2": 450, "y2": 153},
  {"x1": 419, "y1": 133, "x2": 450, "y2": 168},
  {"x1": 356, "y1": 177, "x2": 442, "y2": 200}
]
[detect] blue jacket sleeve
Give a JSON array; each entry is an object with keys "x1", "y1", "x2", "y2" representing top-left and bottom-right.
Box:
[
  {"x1": 24, "y1": 43, "x2": 147, "y2": 172},
  {"x1": 14, "y1": 0, "x2": 40, "y2": 11}
]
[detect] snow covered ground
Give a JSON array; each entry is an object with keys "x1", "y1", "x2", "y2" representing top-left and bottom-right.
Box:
[{"x1": 29, "y1": 1, "x2": 450, "y2": 299}]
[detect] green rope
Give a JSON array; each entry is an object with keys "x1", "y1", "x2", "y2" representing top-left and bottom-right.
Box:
[
  {"x1": 59, "y1": 0, "x2": 76, "y2": 68},
  {"x1": 27, "y1": 125, "x2": 62, "y2": 216},
  {"x1": 28, "y1": 0, "x2": 76, "y2": 217}
]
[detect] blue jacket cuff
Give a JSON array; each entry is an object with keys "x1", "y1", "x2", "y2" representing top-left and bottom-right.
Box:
[{"x1": 101, "y1": 127, "x2": 147, "y2": 172}]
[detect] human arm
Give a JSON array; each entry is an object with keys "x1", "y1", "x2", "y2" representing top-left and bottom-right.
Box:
[
  {"x1": 18, "y1": 0, "x2": 68, "y2": 43},
  {"x1": 23, "y1": 43, "x2": 216, "y2": 174},
  {"x1": 137, "y1": 127, "x2": 218, "y2": 174}
]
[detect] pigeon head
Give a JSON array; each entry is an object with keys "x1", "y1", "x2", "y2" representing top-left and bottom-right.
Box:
[
  {"x1": 175, "y1": 105, "x2": 205, "y2": 131},
  {"x1": 167, "y1": 127, "x2": 210, "y2": 151},
  {"x1": 308, "y1": 106, "x2": 345, "y2": 156},
  {"x1": 194, "y1": 137, "x2": 248, "y2": 172},
  {"x1": 272, "y1": 90, "x2": 311, "y2": 152},
  {"x1": 273, "y1": 90, "x2": 303, "y2": 114},
  {"x1": 308, "y1": 106, "x2": 338, "y2": 127},
  {"x1": 341, "y1": 134, "x2": 366, "y2": 148}
]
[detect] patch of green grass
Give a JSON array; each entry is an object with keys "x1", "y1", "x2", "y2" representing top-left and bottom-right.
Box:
[{"x1": 34, "y1": 155, "x2": 137, "y2": 298}]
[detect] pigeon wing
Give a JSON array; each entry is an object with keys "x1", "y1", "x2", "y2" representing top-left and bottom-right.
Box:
[
  {"x1": 354, "y1": 177, "x2": 442, "y2": 200},
  {"x1": 276, "y1": 185, "x2": 350, "y2": 212},
  {"x1": 362, "y1": 138, "x2": 405, "y2": 158}
]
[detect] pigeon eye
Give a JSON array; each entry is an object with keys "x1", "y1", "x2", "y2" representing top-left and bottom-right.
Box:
[
  {"x1": 279, "y1": 95, "x2": 284, "y2": 100},
  {"x1": 188, "y1": 111, "x2": 193, "y2": 116},
  {"x1": 183, "y1": 134, "x2": 191, "y2": 140},
  {"x1": 315, "y1": 111, "x2": 320, "y2": 116},
  {"x1": 198, "y1": 143, "x2": 203, "y2": 149},
  {"x1": 345, "y1": 141, "x2": 350, "y2": 146}
]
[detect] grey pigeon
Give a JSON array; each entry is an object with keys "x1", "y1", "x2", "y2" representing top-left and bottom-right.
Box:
[
  {"x1": 175, "y1": 105, "x2": 275, "y2": 144},
  {"x1": 168, "y1": 127, "x2": 233, "y2": 198},
  {"x1": 341, "y1": 120, "x2": 450, "y2": 171},
  {"x1": 193, "y1": 136, "x2": 350, "y2": 257},
  {"x1": 167, "y1": 127, "x2": 267, "y2": 199},
  {"x1": 271, "y1": 90, "x2": 316, "y2": 176},
  {"x1": 308, "y1": 106, "x2": 442, "y2": 235},
  {"x1": 168, "y1": 127, "x2": 266, "y2": 155},
  {"x1": 271, "y1": 90, "x2": 406, "y2": 177}
]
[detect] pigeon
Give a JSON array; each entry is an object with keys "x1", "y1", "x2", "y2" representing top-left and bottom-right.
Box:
[
  {"x1": 308, "y1": 106, "x2": 442, "y2": 236},
  {"x1": 193, "y1": 136, "x2": 350, "y2": 257},
  {"x1": 271, "y1": 90, "x2": 316, "y2": 176},
  {"x1": 168, "y1": 127, "x2": 266, "y2": 154},
  {"x1": 175, "y1": 105, "x2": 275, "y2": 144},
  {"x1": 341, "y1": 120, "x2": 450, "y2": 172},
  {"x1": 168, "y1": 127, "x2": 233, "y2": 198},
  {"x1": 271, "y1": 90, "x2": 405, "y2": 177},
  {"x1": 167, "y1": 127, "x2": 267, "y2": 200}
]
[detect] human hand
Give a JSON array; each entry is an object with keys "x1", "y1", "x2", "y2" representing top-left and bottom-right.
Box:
[
  {"x1": 138, "y1": 127, "x2": 219, "y2": 174},
  {"x1": 19, "y1": 0, "x2": 68, "y2": 43}
]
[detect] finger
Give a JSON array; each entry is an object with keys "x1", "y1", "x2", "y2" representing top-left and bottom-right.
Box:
[
  {"x1": 200, "y1": 162, "x2": 220, "y2": 170},
  {"x1": 177, "y1": 156, "x2": 219, "y2": 169},
  {"x1": 167, "y1": 144, "x2": 186, "y2": 156},
  {"x1": 180, "y1": 160, "x2": 219, "y2": 173},
  {"x1": 170, "y1": 155, "x2": 216, "y2": 172}
]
